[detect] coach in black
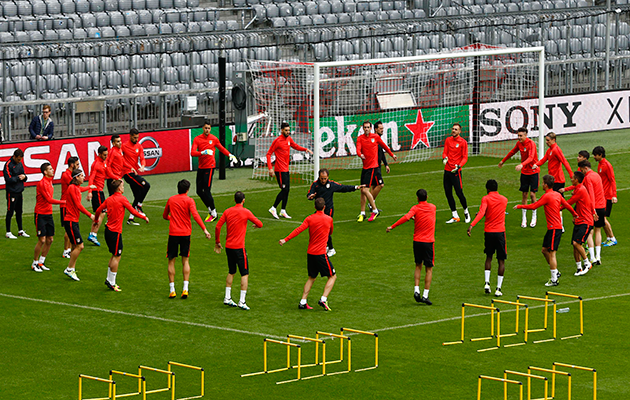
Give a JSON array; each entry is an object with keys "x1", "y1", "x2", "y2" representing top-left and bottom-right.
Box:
[
  {"x1": 307, "y1": 168, "x2": 364, "y2": 257},
  {"x1": 4, "y1": 148, "x2": 29, "y2": 239}
]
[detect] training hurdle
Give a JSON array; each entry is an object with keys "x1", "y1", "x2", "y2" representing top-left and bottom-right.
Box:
[
  {"x1": 517, "y1": 295, "x2": 557, "y2": 343},
  {"x1": 492, "y1": 299, "x2": 529, "y2": 347},
  {"x1": 79, "y1": 374, "x2": 116, "y2": 400},
  {"x1": 109, "y1": 371, "x2": 146, "y2": 400},
  {"x1": 138, "y1": 365, "x2": 175, "y2": 399},
  {"x1": 546, "y1": 292, "x2": 584, "y2": 340},
  {"x1": 504, "y1": 370, "x2": 549, "y2": 400},
  {"x1": 477, "y1": 375, "x2": 523, "y2": 400},
  {"x1": 442, "y1": 303, "x2": 501, "y2": 352},
  {"x1": 241, "y1": 338, "x2": 303, "y2": 385},
  {"x1": 340, "y1": 328, "x2": 378, "y2": 371},
  {"x1": 553, "y1": 363, "x2": 596, "y2": 400},
  {"x1": 315, "y1": 331, "x2": 351, "y2": 375},
  {"x1": 528, "y1": 366, "x2": 572, "y2": 400},
  {"x1": 287, "y1": 335, "x2": 326, "y2": 380},
  {"x1": 167, "y1": 362, "x2": 204, "y2": 400}
]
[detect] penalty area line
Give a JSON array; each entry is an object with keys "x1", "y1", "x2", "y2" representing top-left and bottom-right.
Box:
[{"x1": 0, "y1": 292, "x2": 287, "y2": 340}]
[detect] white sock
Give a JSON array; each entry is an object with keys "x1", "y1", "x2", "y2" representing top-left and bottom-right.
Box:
[
  {"x1": 497, "y1": 275, "x2": 504, "y2": 289},
  {"x1": 129, "y1": 214, "x2": 135, "y2": 220},
  {"x1": 584, "y1": 259, "x2": 591, "y2": 267},
  {"x1": 38, "y1": 256, "x2": 46, "y2": 264},
  {"x1": 300, "y1": 298, "x2": 307, "y2": 305},
  {"x1": 183, "y1": 281, "x2": 189, "y2": 291},
  {"x1": 240, "y1": 290, "x2": 247, "y2": 303},
  {"x1": 211, "y1": 209, "x2": 217, "y2": 217},
  {"x1": 423, "y1": 289, "x2": 430, "y2": 298},
  {"x1": 484, "y1": 270, "x2": 491, "y2": 283},
  {"x1": 281, "y1": 209, "x2": 286, "y2": 214},
  {"x1": 225, "y1": 287, "x2": 232, "y2": 299},
  {"x1": 270, "y1": 206, "x2": 276, "y2": 211},
  {"x1": 464, "y1": 208, "x2": 469, "y2": 215},
  {"x1": 66, "y1": 267, "x2": 75, "y2": 272},
  {"x1": 611, "y1": 236, "x2": 616, "y2": 241},
  {"x1": 320, "y1": 295, "x2": 327, "y2": 302},
  {"x1": 521, "y1": 209, "x2": 527, "y2": 220},
  {"x1": 551, "y1": 269, "x2": 558, "y2": 281},
  {"x1": 65, "y1": 248, "x2": 71, "y2": 253},
  {"x1": 169, "y1": 282, "x2": 175, "y2": 292},
  {"x1": 595, "y1": 246, "x2": 601, "y2": 260},
  {"x1": 588, "y1": 247, "x2": 595, "y2": 261},
  {"x1": 372, "y1": 208, "x2": 379, "y2": 213},
  {"x1": 452, "y1": 211, "x2": 459, "y2": 219},
  {"x1": 107, "y1": 268, "x2": 112, "y2": 282},
  {"x1": 32, "y1": 260, "x2": 38, "y2": 266},
  {"x1": 208, "y1": 207, "x2": 212, "y2": 213},
  {"x1": 110, "y1": 271, "x2": 117, "y2": 285},
  {"x1": 137, "y1": 202, "x2": 143, "y2": 207},
  {"x1": 414, "y1": 285, "x2": 420, "y2": 294},
  {"x1": 576, "y1": 261, "x2": 583, "y2": 270},
  {"x1": 360, "y1": 211, "x2": 365, "y2": 216},
  {"x1": 532, "y1": 209, "x2": 537, "y2": 218}
]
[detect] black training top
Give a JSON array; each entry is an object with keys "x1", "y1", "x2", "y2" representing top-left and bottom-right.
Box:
[
  {"x1": 307, "y1": 179, "x2": 357, "y2": 210},
  {"x1": 3, "y1": 158, "x2": 26, "y2": 193}
]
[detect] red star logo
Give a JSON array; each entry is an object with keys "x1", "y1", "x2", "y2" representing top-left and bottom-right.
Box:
[{"x1": 405, "y1": 110, "x2": 434, "y2": 149}]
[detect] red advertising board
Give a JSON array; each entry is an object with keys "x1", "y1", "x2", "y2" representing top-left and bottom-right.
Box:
[{"x1": 0, "y1": 129, "x2": 192, "y2": 189}]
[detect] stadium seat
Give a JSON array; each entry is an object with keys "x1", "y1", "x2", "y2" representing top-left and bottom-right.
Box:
[
  {"x1": 90, "y1": 0, "x2": 105, "y2": 12},
  {"x1": 318, "y1": 0, "x2": 331, "y2": 14},
  {"x1": 3, "y1": 2, "x2": 18, "y2": 17},
  {"x1": 16, "y1": 1, "x2": 33, "y2": 17}
]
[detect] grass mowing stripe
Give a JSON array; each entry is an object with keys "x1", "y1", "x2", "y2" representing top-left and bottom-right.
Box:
[{"x1": 370, "y1": 292, "x2": 630, "y2": 333}]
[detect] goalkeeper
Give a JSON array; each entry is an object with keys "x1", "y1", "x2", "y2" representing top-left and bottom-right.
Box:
[{"x1": 191, "y1": 119, "x2": 239, "y2": 222}]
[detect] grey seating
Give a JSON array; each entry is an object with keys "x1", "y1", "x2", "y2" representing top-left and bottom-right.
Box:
[
  {"x1": 115, "y1": 25, "x2": 130, "y2": 36},
  {"x1": 17, "y1": 1, "x2": 33, "y2": 16},
  {"x1": 324, "y1": 14, "x2": 338, "y2": 24},
  {"x1": 91, "y1": 0, "x2": 105, "y2": 12},
  {"x1": 57, "y1": 28, "x2": 73, "y2": 39},
  {"x1": 161, "y1": 0, "x2": 174, "y2": 7},
  {"x1": 119, "y1": 0, "x2": 133, "y2": 10},
  {"x1": 105, "y1": 0, "x2": 118, "y2": 11},
  {"x1": 125, "y1": 10, "x2": 140, "y2": 24},
  {"x1": 174, "y1": 0, "x2": 187, "y2": 7},
  {"x1": 95, "y1": 12, "x2": 110, "y2": 26},
  {"x1": 146, "y1": 0, "x2": 160, "y2": 8},
  {"x1": 47, "y1": 0, "x2": 62, "y2": 14},
  {"x1": 3, "y1": 2, "x2": 18, "y2": 17},
  {"x1": 344, "y1": 1, "x2": 356, "y2": 12},
  {"x1": 133, "y1": 0, "x2": 147, "y2": 9},
  {"x1": 305, "y1": 1, "x2": 318, "y2": 14},
  {"x1": 75, "y1": 0, "x2": 90, "y2": 13},
  {"x1": 279, "y1": 4, "x2": 292, "y2": 17},
  {"x1": 266, "y1": 4, "x2": 279, "y2": 18}
]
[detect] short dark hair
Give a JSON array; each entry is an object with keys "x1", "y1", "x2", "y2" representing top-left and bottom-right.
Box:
[
  {"x1": 203, "y1": 119, "x2": 212, "y2": 127},
  {"x1": 314, "y1": 197, "x2": 325, "y2": 211},
  {"x1": 416, "y1": 188, "x2": 427, "y2": 202},
  {"x1": 592, "y1": 146, "x2": 605, "y2": 158},
  {"x1": 280, "y1": 121, "x2": 290, "y2": 130},
  {"x1": 573, "y1": 170, "x2": 584, "y2": 183},
  {"x1": 110, "y1": 179, "x2": 123, "y2": 192},
  {"x1": 318, "y1": 168, "x2": 329, "y2": 176},
  {"x1": 98, "y1": 145, "x2": 108, "y2": 155},
  {"x1": 542, "y1": 174, "x2": 555, "y2": 188},
  {"x1": 486, "y1": 179, "x2": 498, "y2": 192},
  {"x1": 517, "y1": 127, "x2": 528, "y2": 134},
  {"x1": 111, "y1": 134, "x2": 120, "y2": 143},
  {"x1": 129, "y1": 128, "x2": 139, "y2": 136},
  {"x1": 452, "y1": 123, "x2": 462, "y2": 130},
  {"x1": 67, "y1": 156, "x2": 79, "y2": 167},
  {"x1": 234, "y1": 191, "x2": 245, "y2": 204},
  {"x1": 578, "y1": 150, "x2": 590, "y2": 159},
  {"x1": 40, "y1": 162, "x2": 51, "y2": 174},
  {"x1": 13, "y1": 148, "x2": 24, "y2": 158},
  {"x1": 177, "y1": 179, "x2": 190, "y2": 194},
  {"x1": 578, "y1": 159, "x2": 591, "y2": 169},
  {"x1": 374, "y1": 121, "x2": 383, "y2": 130},
  {"x1": 362, "y1": 121, "x2": 372, "y2": 127}
]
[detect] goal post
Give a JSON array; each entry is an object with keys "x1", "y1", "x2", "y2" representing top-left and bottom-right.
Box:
[{"x1": 248, "y1": 46, "x2": 545, "y2": 182}]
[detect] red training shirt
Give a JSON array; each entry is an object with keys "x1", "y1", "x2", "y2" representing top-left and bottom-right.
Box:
[
  {"x1": 356, "y1": 133, "x2": 394, "y2": 169},
  {"x1": 470, "y1": 191, "x2": 508, "y2": 233},
  {"x1": 89, "y1": 157, "x2": 107, "y2": 192},
  {"x1": 122, "y1": 140, "x2": 146, "y2": 175},
  {"x1": 517, "y1": 189, "x2": 576, "y2": 230},
  {"x1": 61, "y1": 169, "x2": 90, "y2": 209},
  {"x1": 162, "y1": 193, "x2": 206, "y2": 236},
  {"x1": 442, "y1": 135, "x2": 468, "y2": 171},
  {"x1": 597, "y1": 158, "x2": 617, "y2": 200},
  {"x1": 390, "y1": 201, "x2": 437, "y2": 242},
  {"x1": 35, "y1": 176, "x2": 65, "y2": 215},
  {"x1": 105, "y1": 146, "x2": 125, "y2": 180},
  {"x1": 566, "y1": 184, "x2": 594, "y2": 226},
  {"x1": 215, "y1": 203, "x2": 263, "y2": 249},
  {"x1": 64, "y1": 184, "x2": 92, "y2": 222},
  {"x1": 583, "y1": 170, "x2": 606, "y2": 209},
  {"x1": 96, "y1": 192, "x2": 147, "y2": 234},
  {"x1": 501, "y1": 138, "x2": 538, "y2": 175},
  {"x1": 283, "y1": 210, "x2": 333, "y2": 255},
  {"x1": 535, "y1": 143, "x2": 572, "y2": 184},
  {"x1": 191, "y1": 133, "x2": 230, "y2": 170},
  {"x1": 266, "y1": 134, "x2": 308, "y2": 173}
]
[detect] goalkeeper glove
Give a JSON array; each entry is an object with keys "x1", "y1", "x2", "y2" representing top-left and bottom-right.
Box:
[
  {"x1": 229, "y1": 154, "x2": 238, "y2": 163},
  {"x1": 451, "y1": 165, "x2": 459, "y2": 173},
  {"x1": 201, "y1": 149, "x2": 213, "y2": 156},
  {"x1": 443, "y1": 157, "x2": 448, "y2": 165}
]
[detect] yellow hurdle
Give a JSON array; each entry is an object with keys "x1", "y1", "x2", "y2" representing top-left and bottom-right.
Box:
[
  {"x1": 517, "y1": 295, "x2": 557, "y2": 343},
  {"x1": 287, "y1": 335, "x2": 326, "y2": 380},
  {"x1": 545, "y1": 292, "x2": 584, "y2": 340},
  {"x1": 340, "y1": 328, "x2": 378, "y2": 371},
  {"x1": 79, "y1": 374, "x2": 116, "y2": 400},
  {"x1": 315, "y1": 331, "x2": 351, "y2": 375},
  {"x1": 109, "y1": 371, "x2": 146, "y2": 400},
  {"x1": 167, "y1": 362, "x2": 204, "y2": 400},
  {"x1": 240, "y1": 338, "x2": 303, "y2": 385},
  {"x1": 138, "y1": 365, "x2": 175, "y2": 400},
  {"x1": 528, "y1": 366, "x2": 572, "y2": 400},
  {"x1": 492, "y1": 299, "x2": 529, "y2": 347},
  {"x1": 553, "y1": 362, "x2": 596, "y2": 400},
  {"x1": 504, "y1": 370, "x2": 549, "y2": 400},
  {"x1": 477, "y1": 375, "x2": 523, "y2": 400},
  {"x1": 442, "y1": 303, "x2": 501, "y2": 352}
]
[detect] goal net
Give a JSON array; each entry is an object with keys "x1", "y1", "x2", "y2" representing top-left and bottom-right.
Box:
[{"x1": 248, "y1": 45, "x2": 545, "y2": 181}]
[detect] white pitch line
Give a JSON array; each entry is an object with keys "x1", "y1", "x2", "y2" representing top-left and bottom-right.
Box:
[
  {"x1": 370, "y1": 292, "x2": 630, "y2": 333},
  {"x1": 0, "y1": 293, "x2": 286, "y2": 340}
]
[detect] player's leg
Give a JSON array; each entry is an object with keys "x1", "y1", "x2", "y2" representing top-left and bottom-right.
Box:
[
  {"x1": 322, "y1": 274, "x2": 336, "y2": 298},
  {"x1": 301, "y1": 277, "x2": 316, "y2": 303},
  {"x1": 593, "y1": 227, "x2": 602, "y2": 263},
  {"x1": 421, "y1": 266, "x2": 433, "y2": 305},
  {"x1": 452, "y1": 170, "x2": 469, "y2": 222},
  {"x1": 32, "y1": 235, "x2": 45, "y2": 272},
  {"x1": 414, "y1": 263, "x2": 423, "y2": 302},
  {"x1": 237, "y1": 249, "x2": 250, "y2": 309},
  {"x1": 528, "y1": 176, "x2": 538, "y2": 227},
  {"x1": 60, "y1": 209, "x2": 71, "y2": 258},
  {"x1": 603, "y1": 200, "x2": 617, "y2": 245},
  {"x1": 196, "y1": 169, "x2": 214, "y2": 221},
  {"x1": 367, "y1": 171, "x2": 382, "y2": 221},
  {"x1": 484, "y1": 256, "x2": 493, "y2": 293},
  {"x1": 106, "y1": 255, "x2": 122, "y2": 290},
  {"x1": 103, "y1": 228, "x2": 122, "y2": 290},
  {"x1": 124, "y1": 175, "x2": 141, "y2": 224},
  {"x1": 416, "y1": 242, "x2": 433, "y2": 304},
  {"x1": 495, "y1": 260, "x2": 505, "y2": 296},
  {"x1": 64, "y1": 222, "x2": 83, "y2": 281},
  {"x1": 317, "y1": 254, "x2": 335, "y2": 310},
  {"x1": 126, "y1": 173, "x2": 151, "y2": 211},
  {"x1": 224, "y1": 248, "x2": 238, "y2": 306},
  {"x1": 326, "y1": 208, "x2": 335, "y2": 256},
  {"x1": 300, "y1": 255, "x2": 318, "y2": 309},
  {"x1": 167, "y1": 257, "x2": 177, "y2": 298},
  {"x1": 520, "y1": 191, "x2": 529, "y2": 228},
  {"x1": 180, "y1": 236, "x2": 192, "y2": 298},
  {"x1": 89, "y1": 191, "x2": 104, "y2": 245},
  {"x1": 5, "y1": 192, "x2": 15, "y2": 236},
  {"x1": 494, "y1": 233, "x2": 507, "y2": 296},
  {"x1": 443, "y1": 172, "x2": 459, "y2": 223},
  {"x1": 15, "y1": 192, "x2": 25, "y2": 235},
  {"x1": 278, "y1": 172, "x2": 291, "y2": 218}
]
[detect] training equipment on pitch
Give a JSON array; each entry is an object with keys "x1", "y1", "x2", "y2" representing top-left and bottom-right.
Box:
[
  {"x1": 477, "y1": 375, "x2": 524, "y2": 400},
  {"x1": 443, "y1": 303, "x2": 501, "y2": 352},
  {"x1": 241, "y1": 338, "x2": 303, "y2": 384},
  {"x1": 528, "y1": 366, "x2": 572, "y2": 399},
  {"x1": 504, "y1": 370, "x2": 549, "y2": 400},
  {"x1": 287, "y1": 334, "x2": 327, "y2": 380},
  {"x1": 248, "y1": 47, "x2": 546, "y2": 182},
  {"x1": 546, "y1": 292, "x2": 584, "y2": 340},
  {"x1": 138, "y1": 365, "x2": 175, "y2": 399},
  {"x1": 517, "y1": 295, "x2": 557, "y2": 344},
  {"x1": 315, "y1": 331, "x2": 351, "y2": 375},
  {"x1": 109, "y1": 370, "x2": 146, "y2": 400},
  {"x1": 553, "y1": 362, "x2": 597, "y2": 400},
  {"x1": 492, "y1": 299, "x2": 529, "y2": 347},
  {"x1": 79, "y1": 374, "x2": 117, "y2": 400},
  {"x1": 167, "y1": 362, "x2": 204, "y2": 400},
  {"x1": 340, "y1": 328, "x2": 379, "y2": 371}
]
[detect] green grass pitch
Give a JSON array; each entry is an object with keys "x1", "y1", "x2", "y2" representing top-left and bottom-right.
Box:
[{"x1": 2, "y1": 130, "x2": 629, "y2": 399}]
